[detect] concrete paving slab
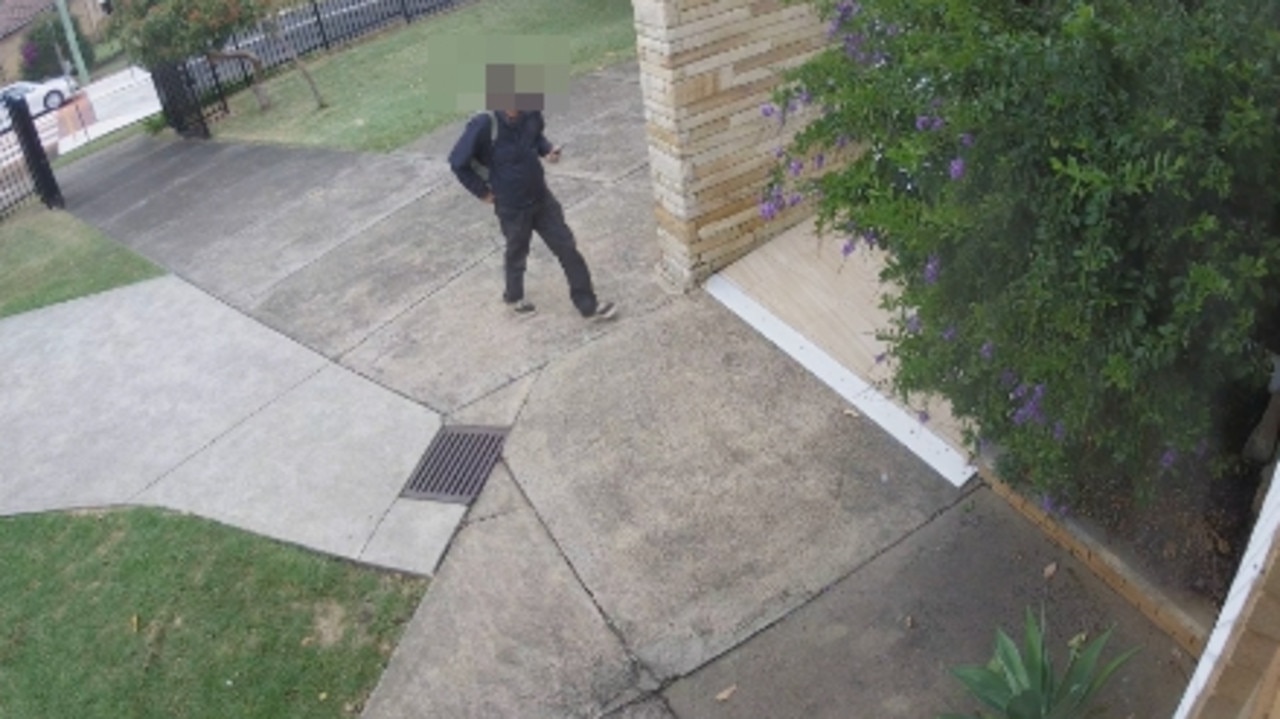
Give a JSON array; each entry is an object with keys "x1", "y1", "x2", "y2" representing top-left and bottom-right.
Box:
[
  {"x1": 448, "y1": 373, "x2": 541, "y2": 426},
  {"x1": 341, "y1": 252, "x2": 621, "y2": 412},
  {"x1": 137, "y1": 363, "x2": 441, "y2": 567},
  {"x1": 603, "y1": 697, "x2": 678, "y2": 719},
  {"x1": 362, "y1": 469, "x2": 641, "y2": 719},
  {"x1": 250, "y1": 200, "x2": 500, "y2": 358},
  {"x1": 359, "y1": 498, "x2": 467, "y2": 576},
  {"x1": 545, "y1": 104, "x2": 650, "y2": 184},
  {"x1": 662, "y1": 489, "x2": 1194, "y2": 718},
  {"x1": 65, "y1": 139, "x2": 251, "y2": 230},
  {"x1": 554, "y1": 167, "x2": 670, "y2": 316},
  {"x1": 182, "y1": 155, "x2": 449, "y2": 306},
  {"x1": 463, "y1": 463, "x2": 525, "y2": 525},
  {"x1": 0, "y1": 275, "x2": 325, "y2": 514},
  {"x1": 124, "y1": 146, "x2": 375, "y2": 260},
  {"x1": 502, "y1": 294, "x2": 960, "y2": 680}
]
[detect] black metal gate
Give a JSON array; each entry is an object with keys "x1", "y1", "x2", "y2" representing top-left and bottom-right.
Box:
[
  {"x1": 149, "y1": 61, "x2": 212, "y2": 140},
  {"x1": 0, "y1": 95, "x2": 63, "y2": 216}
]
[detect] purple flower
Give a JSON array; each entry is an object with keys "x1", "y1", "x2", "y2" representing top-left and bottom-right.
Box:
[
  {"x1": 836, "y1": 135, "x2": 850, "y2": 149},
  {"x1": 941, "y1": 325, "x2": 957, "y2": 342},
  {"x1": 906, "y1": 314, "x2": 922, "y2": 335},
  {"x1": 775, "y1": 147, "x2": 787, "y2": 159},
  {"x1": 1000, "y1": 369, "x2": 1018, "y2": 388},
  {"x1": 863, "y1": 228, "x2": 880, "y2": 249},
  {"x1": 923, "y1": 254, "x2": 941, "y2": 284},
  {"x1": 814, "y1": 153, "x2": 825, "y2": 170},
  {"x1": 1053, "y1": 421, "x2": 1066, "y2": 442},
  {"x1": 930, "y1": 116, "x2": 946, "y2": 131},
  {"x1": 915, "y1": 115, "x2": 932, "y2": 131},
  {"x1": 789, "y1": 193, "x2": 803, "y2": 207},
  {"x1": 789, "y1": 159, "x2": 804, "y2": 177},
  {"x1": 918, "y1": 410, "x2": 931, "y2": 424},
  {"x1": 1011, "y1": 383, "x2": 1047, "y2": 426},
  {"x1": 760, "y1": 199, "x2": 779, "y2": 220},
  {"x1": 979, "y1": 340, "x2": 995, "y2": 361},
  {"x1": 799, "y1": 89, "x2": 813, "y2": 106},
  {"x1": 1160, "y1": 448, "x2": 1179, "y2": 471},
  {"x1": 762, "y1": 103, "x2": 776, "y2": 118},
  {"x1": 874, "y1": 351, "x2": 888, "y2": 364},
  {"x1": 1040, "y1": 494, "x2": 1069, "y2": 516},
  {"x1": 842, "y1": 238, "x2": 857, "y2": 257},
  {"x1": 949, "y1": 157, "x2": 966, "y2": 181},
  {"x1": 960, "y1": 132, "x2": 974, "y2": 147}
]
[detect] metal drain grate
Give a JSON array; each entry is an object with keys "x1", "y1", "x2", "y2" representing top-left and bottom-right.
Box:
[{"x1": 400, "y1": 425, "x2": 508, "y2": 504}]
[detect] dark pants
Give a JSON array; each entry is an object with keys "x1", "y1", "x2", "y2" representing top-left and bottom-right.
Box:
[{"x1": 496, "y1": 192, "x2": 598, "y2": 316}]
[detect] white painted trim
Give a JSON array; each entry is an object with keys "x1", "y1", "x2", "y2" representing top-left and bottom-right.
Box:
[
  {"x1": 705, "y1": 273, "x2": 976, "y2": 488},
  {"x1": 1174, "y1": 461, "x2": 1280, "y2": 718}
]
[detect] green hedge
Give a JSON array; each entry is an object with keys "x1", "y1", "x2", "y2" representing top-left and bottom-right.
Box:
[{"x1": 766, "y1": 0, "x2": 1280, "y2": 503}]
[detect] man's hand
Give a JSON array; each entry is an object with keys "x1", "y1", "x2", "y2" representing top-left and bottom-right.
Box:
[{"x1": 546, "y1": 146, "x2": 563, "y2": 164}]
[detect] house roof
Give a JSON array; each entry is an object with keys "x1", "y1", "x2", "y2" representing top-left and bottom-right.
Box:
[{"x1": 0, "y1": 0, "x2": 56, "y2": 42}]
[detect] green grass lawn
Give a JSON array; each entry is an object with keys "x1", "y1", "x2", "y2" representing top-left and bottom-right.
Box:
[
  {"x1": 0, "y1": 508, "x2": 429, "y2": 718},
  {"x1": 213, "y1": 0, "x2": 638, "y2": 151},
  {"x1": 0, "y1": 204, "x2": 162, "y2": 319}
]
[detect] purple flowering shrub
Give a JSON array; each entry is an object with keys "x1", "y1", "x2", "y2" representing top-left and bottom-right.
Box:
[{"x1": 764, "y1": 0, "x2": 1280, "y2": 503}]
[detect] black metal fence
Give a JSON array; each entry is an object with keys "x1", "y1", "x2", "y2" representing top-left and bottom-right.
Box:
[
  {"x1": 0, "y1": 96, "x2": 63, "y2": 217},
  {"x1": 154, "y1": 0, "x2": 465, "y2": 136}
]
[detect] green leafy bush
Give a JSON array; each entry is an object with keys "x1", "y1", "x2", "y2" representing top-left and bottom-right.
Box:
[
  {"x1": 21, "y1": 14, "x2": 95, "y2": 82},
  {"x1": 766, "y1": 0, "x2": 1280, "y2": 503},
  {"x1": 940, "y1": 608, "x2": 1136, "y2": 719}
]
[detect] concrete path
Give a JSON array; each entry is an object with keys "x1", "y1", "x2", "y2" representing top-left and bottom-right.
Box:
[{"x1": 13, "y1": 60, "x2": 1197, "y2": 716}]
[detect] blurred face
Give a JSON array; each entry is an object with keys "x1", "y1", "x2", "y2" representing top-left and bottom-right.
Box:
[{"x1": 485, "y1": 63, "x2": 546, "y2": 115}]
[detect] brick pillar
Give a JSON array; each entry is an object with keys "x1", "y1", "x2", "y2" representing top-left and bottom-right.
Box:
[{"x1": 633, "y1": 0, "x2": 826, "y2": 290}]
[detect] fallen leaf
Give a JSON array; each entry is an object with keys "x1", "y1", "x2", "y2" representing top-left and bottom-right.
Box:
[
  {"x1": 904, "y1": 615, "x2": 916, "y2": 629},
  {"x1": 300, "y1": 636, "x2": 315, "y2": 647},
  {"x1": 1043, "y1": 562, "x2": 1058, "y2": 580},
  {"x1": 131, "y1": 614, "x2": 139, "y2": 634},
  {"x1": 843, "y1": 408, "x2": 861, "y2": 418},
  {"x1": 318, "y1": 692, "x2": 328, "y2": 702},
  {"x1": 715, "y1": 685, "x2": 737, "y2": 702},
  {"x1": 1068, "y1": 631, "x2": 1088, "y2": 651}
]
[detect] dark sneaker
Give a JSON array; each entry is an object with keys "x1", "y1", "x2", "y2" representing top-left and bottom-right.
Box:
[
  {"x1": 586, "y1": 302, "x2": 617, "y2": 321},
  {"x1": 507, "y1": 299, "x2": 536, "y2": 316}
]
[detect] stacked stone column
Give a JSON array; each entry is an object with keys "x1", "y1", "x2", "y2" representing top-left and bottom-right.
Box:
[{"x1": 632, "y1": 0, "x2": 826, "y2": 290}]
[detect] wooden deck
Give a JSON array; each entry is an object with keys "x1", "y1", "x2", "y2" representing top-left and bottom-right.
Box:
[{"x1": 715, "y1": 217, "x2": 972, "y2": 459}]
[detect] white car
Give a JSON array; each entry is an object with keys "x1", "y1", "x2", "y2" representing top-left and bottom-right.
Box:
[{"x1": 1, "y1": 77, "x2": 78, "y2": 116}]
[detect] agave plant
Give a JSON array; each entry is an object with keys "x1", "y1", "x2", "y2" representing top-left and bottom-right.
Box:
[{"x1": 939, "y1": 608, "x2": 1139, "y2": 719}]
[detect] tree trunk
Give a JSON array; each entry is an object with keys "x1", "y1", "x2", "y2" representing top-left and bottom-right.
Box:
[
  {"x1": 264, "y1": 14, "x2": 327, "y2": 109},
  {"x1": 206, "y1": 50, "x2": 270, "y2": 111}
]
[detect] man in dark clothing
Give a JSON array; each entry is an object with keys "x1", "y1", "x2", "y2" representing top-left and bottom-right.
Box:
[{"x1": 448, "y1": 64, "x2": 615, "y2": 320}]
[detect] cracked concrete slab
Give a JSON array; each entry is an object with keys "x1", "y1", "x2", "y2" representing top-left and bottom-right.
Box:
[
  {"x1": 502, "y1": 294, "x2": 960, "y2": 680},
  {"x1": 448, "y1": 373, "x2": 541, "y2": 427},
  {"x1": 362, "y1": 465, "x2": 641, "y2": 719},
  {"x1": 662, "y1": 489, "x2": 1193, "y2": 718}
]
